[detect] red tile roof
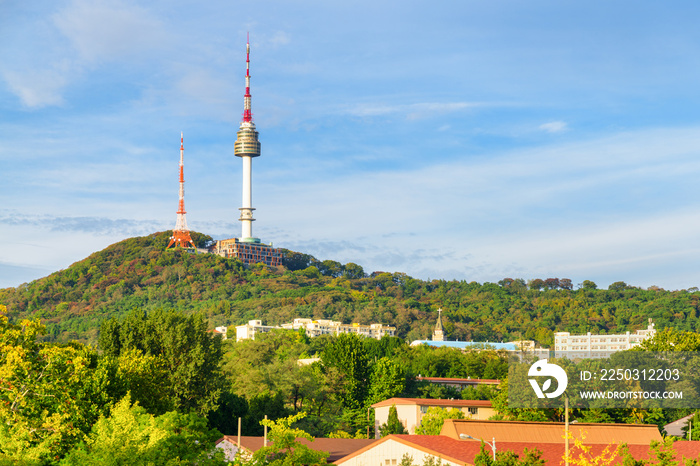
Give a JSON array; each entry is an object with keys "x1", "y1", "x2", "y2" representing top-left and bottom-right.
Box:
[
  {"x1": 216, "y1": 435, "x2": 375, "y2": 463},
  {"x1": 372, "y1": 397, "x2": 493, "y2": 408},
  {"x1": 335, "y1": 435, "x2": 700, "y2": 465},
  {"x1": 440, "y1": 419, "x2": 661, "y2": 445}
]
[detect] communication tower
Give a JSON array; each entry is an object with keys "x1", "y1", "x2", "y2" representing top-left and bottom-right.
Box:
[
  {"x1": 213, "y1": 35, "x2": 281, "y2": 266},
  {"x1": 167, "y1": 133, "x2": 195, "y2": 249}
]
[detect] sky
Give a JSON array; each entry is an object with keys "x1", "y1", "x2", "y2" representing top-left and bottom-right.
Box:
[{"x1": 3, "y1": 1, "x2": 700, "y2": 290}]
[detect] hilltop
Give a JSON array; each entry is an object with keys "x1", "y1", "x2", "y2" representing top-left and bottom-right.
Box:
[{"x1": 1, "y1": 231, "x2": 700, "y2": 345}]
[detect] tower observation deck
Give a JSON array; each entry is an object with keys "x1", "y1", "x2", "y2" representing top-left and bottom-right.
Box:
[{"x1": 213, "y1": 35, "x2": 280, "y2": 267}]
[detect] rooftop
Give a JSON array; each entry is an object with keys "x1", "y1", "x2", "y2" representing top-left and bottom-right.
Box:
[
  {"x1": 440, "y1": 419, "x2": 662, "y2": 445},
  {"x1": 410, "y1": 340, "x2": 520, "y2": 351},
  {"x1": 372, "y1": 398, "x2": 493, "y2": 408}
]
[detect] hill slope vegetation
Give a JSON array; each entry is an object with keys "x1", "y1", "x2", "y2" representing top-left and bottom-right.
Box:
[{"x1": 2, "y1": 231, "x2": 700, "y2": 344}]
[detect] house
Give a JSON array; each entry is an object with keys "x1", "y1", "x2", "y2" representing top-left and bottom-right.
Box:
[
  {"x1": 334, "y1": 434, "x2": 700, "y2": 466},
  {"x1": 372, "y1": 398, "x2": 495, "y2": 438},
  {"x1": 335, "y1": 419, "x2": 700, "y2": 466},
  {"x1": 664, "y1": 413, "x2": 695, "y2": 438},
  {"x1": 439, "y1": 419, "x2": 662, "y2": 444},
  {"x1": 212, "y1": 326, "x2": 228, "y2": 340},
  {"x1": 215, "y1": 435, "x2": 374, "y2": 463}
]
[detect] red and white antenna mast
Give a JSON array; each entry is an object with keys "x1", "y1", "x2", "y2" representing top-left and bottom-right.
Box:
[
  {"x1": 167, "y1": 132, "x2": 195, "y2": 249},
  {"x1": 243, "y1": 32, "x2": 253, "y2": 123}
]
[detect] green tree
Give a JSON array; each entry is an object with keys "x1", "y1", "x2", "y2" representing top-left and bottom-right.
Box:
[
  {"x1": 681, "y1": 411, "x2": 700, "y2": 441},
  {"x1": 0, "y1": 315, "x2": 113, "y2": 462},
  {"x1": 637, "y1": 328, "x2": 700, "y2": 351},
  {"x1": 379, "y1": 405, "x2": 407, "y2": 436},
  {"x1": 321, "y1": 334, "x2": 370, "y2": 411},
  {"x1": 474, "y1": 443, "x2": 544, "y2": 466},
  {"x1": 343, "y1": 262, "x2": 365, "y2": 279},
  {"x1": 581, "y1": 280, "x2": 597, "y2": 290},
  {"x1": 240, "y1": 413, "x2": 329, "y2": 465},
  {"x1": 414, "y1": 407, "x2": 464, "y2": 435},
  {"x1": 490, "y1": 379, "x2": 550, "y2": 422},
  {"x1": 398, "y1": 453, "x2": 444, "y2": 465},
  {"x1": 368, "y1": 357, "x2": 406, "y2": 405},
  {"x1": 60, "y1": 396, "x2": 226, "y2": 465},
  {"x1": 99, "y1": 309, "x2": 225, "y2": 415}
]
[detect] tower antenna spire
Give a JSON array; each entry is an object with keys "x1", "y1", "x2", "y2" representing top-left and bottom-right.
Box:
[
  {"x1": 167, "y1": 132, "x2": 195, "y2": 249},
  {"x1": 243, "y1": 32, "x2": 253, "y2": 123}
]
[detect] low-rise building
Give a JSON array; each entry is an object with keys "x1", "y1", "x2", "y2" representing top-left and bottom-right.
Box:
[
  {"x1": 335, "y1": 419, "x2": 694, "y2": 466},
  {"x1": 235, "y1": 318, "x2": 396, "y2": 341},
  {"x1": 213, "y1": 326, "x2": 228, "y2": 340},
  {"x1": 372, "y1": 398, "x2": 495, "y2": 438},
  {"x1": 554, "y1": 319, "x2": 656, "y2": 358},
  {"x1": 235, "y1": 320, "x2": 277, "y2": 341},
  {"x1": 212, "y1": 238, "x2": 281, "y2": 267},
  {"x1": 282, "y1": 318, "x2": 396, "y2": 339}
]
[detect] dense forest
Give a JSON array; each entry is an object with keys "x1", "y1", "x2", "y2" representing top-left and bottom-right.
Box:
[
  {"x1": 4, "y1": 231, "x2": 700, "y2": 464},
  {"x1": 1, "y1": 231, "x2": 699, "y2": 345}
]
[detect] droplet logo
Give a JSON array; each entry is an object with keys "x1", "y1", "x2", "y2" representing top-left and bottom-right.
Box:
[{"x1": 528, "y1": 359, "x2": 568, "y2": 399}]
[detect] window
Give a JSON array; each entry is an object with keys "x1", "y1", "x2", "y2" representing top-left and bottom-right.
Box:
[{"x1": 468, "y1": 407, "x2": 478, "y2": 415}]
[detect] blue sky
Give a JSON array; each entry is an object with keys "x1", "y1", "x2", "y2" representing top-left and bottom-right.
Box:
[{"x1": 3, "y1": 0, "x2": 700, "y2": 290}]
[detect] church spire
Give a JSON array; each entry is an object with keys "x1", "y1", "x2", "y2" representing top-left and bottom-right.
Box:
[{"x1": 432, "y1": 308, "x2": 444, "y2": 341}]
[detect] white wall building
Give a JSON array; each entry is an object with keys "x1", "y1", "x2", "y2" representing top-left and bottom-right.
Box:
[
  {"x1": 235, "y1": 318, "x2": 396, "y2": 341},
  {"x1": 371, "y1": 398, "x2": 495, "y2": 438},
  {"x1": 282, "y1": 318, "x2": 396, "y2": 339},
  {"x1": 235, "y1": 320, "x2": 278, "y2": 341},
  {"x1": 554, "y1": 319, "x2": 656, "y2": 358}
]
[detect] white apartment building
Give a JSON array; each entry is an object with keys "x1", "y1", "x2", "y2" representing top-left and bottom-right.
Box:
[
  {"x1": 235, "y1": 320, "x2": 278, "y2": 341},
  {"x1": 235, "y1": 318, "x2": 396, "y2": 341},
  {"x1": 282, "y1": 318, "x2": 396, "y2": 339},
  {"x1": 554, "y1": 319, "x2": 656, "y2": 358}
]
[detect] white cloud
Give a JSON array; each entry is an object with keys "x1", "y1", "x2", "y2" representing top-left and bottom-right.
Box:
[
  {"x1": 267, "y1": 31, "x2": 291, "y2": 47},
  {"x1": 52, "y1": 0, "x2": 167, "y2": 62},
  {"x1": 3, "y1": 67, "x2": 68, "y2": 108},
  {"x1": 539, "y1": 121, "x2": 568, "y2": 133},
  {"x1": 346, "y1": 101, "x2": 481, "y2": 118}
]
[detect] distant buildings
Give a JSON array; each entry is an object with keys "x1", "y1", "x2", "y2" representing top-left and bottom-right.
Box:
[
  {"x1": 554, "y1": 319, "x2": 656, "y2": 358},
  {"x1": 235, "y1": 318, "x2": 396, "y2": 341},
  {"x1": 411, "y1": 309, "x2": 550, "y2": 357}
]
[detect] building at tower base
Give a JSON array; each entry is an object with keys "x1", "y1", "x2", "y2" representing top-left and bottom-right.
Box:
[{"x1": 212, "y1": 238, "x2": 281, "y2": 266}]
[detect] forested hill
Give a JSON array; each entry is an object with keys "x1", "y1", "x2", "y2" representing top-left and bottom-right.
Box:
[{"x1": 1, "y1": 231, "x2": 700, "y2": 345}]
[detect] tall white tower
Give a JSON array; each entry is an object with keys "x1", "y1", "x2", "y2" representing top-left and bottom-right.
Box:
[
  {"x1": 234, "y1": 34, "x2": 261, "y2": 243},
  {"x1": 213, "y1": 35, "x2": 280, "y2": 267}
]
